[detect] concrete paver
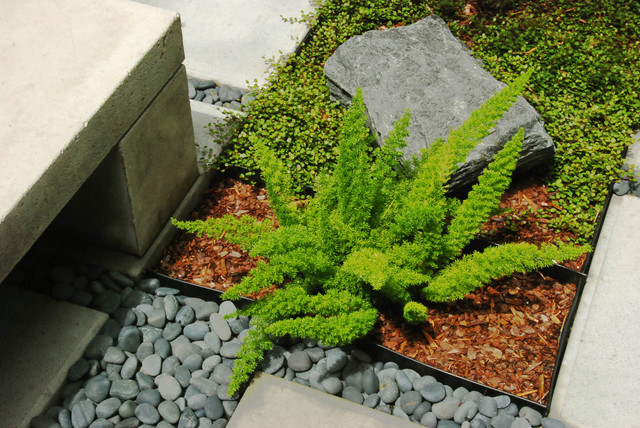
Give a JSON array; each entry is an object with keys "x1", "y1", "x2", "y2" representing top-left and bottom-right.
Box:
[
  {"x1": 0, "y1": 286, "x2": 108, "y2": 428},
  {"x1": 550, "y1": 134, "x2": 640, "y2": 427},
  {"x1": 228, "y1": 372, "x2": 419, "y2": 428},
  {"x1": 132, "y1": 0, "x2": 314, "y2": 88}
]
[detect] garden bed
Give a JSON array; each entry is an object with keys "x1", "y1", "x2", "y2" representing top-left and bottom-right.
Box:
[{"x1": 154, "y1": 170, "x2": 605, "y2": 413}]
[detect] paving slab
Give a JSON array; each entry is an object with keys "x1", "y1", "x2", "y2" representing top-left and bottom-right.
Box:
[
  {"x1": 550, "y1": 133, "x2": 640, "y2": 427},
  {"x1": 0, "y1": 285, "x2": 108, "y2": 428},
  {"x1": 228, "y1": 372, "x2": 418, "y2": 428},
  {"x1": 132, "y1": 0, "x2": 314, "y2": 88}
]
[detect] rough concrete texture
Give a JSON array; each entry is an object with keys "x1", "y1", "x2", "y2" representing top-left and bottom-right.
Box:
[
  {"x1": 0, "y1": 0, "x2": 184, "y2": 283},
  {"x1": 324, "y1": 15, "x2": 555, "y2": 192},
  {"x1": 133, "y1": 0, "x2": 314, "y2": 88},
  {"x1": 550, "y1": 134, "x2": 640, "y2": 427},
  {"x1": 0, "y1": 285, "x2": 108, "y2": 428},
  {"x1": 52, "y1": 65, "x2": 199, "y2": 256},
  {"x1": 228, "y1": 373, "x2": 419, "y2": 428}
]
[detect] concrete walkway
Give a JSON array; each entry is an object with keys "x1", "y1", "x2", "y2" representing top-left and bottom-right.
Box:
[
  {"x1": 549, "y1": 134, "x2": 640, "y2": 427},
  {"x1": 0, "y1": 286, "x2": 108, "y2": 428},
  {"x1": 131, "y1": 0, "x2": 315, "y2": 164}
]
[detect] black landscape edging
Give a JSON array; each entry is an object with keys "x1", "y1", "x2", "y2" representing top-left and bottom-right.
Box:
[
  {"x1": 580, "y1": 183, "x2": 614, "y2": 276},
  {"x1": 152, "y1": 265, "x2": 585, "y2": 416}
]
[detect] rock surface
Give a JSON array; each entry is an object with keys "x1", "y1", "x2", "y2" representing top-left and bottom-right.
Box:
[{"x1": 324, "y1": 15, "x2": 555, "y2": 192}]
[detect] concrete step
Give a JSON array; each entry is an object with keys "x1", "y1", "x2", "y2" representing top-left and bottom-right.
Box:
[
  {"x1": 550, "y1": 133, "x2": 640, "y2": 427},
  {"x1": 228, "y1": 372, "x2": 418, "y2": 428},
  {"x1": 0, "y1": 286, "x2": 108, "y2": 428}
]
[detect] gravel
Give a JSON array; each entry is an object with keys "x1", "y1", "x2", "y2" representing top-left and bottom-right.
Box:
[
  {"x1": 31, "y1": 264, "x2": 570, "y2": 428},
  {"x1": 187, "y1": 78, "x2": 257, "y2": 112}
]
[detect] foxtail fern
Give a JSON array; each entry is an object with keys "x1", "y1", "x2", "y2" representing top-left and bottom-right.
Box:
[{"x1": 174, "y1": 72, "x2": 589, "y2": 395}]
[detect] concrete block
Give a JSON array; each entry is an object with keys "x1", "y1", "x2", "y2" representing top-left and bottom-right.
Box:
[
  {"x1": 36, "y1": 171, "x2": 213, "y2": 281},
  {"x1": 550, "y1": 134, "x2": 640, "y2": 427},
  {"x1": 0, "y1": 0, "x2": 184, "y2": 283},
  {"x1": 52, "y1": 65, "x2": 199, "y2": 256},
  {"x1": 228, "y1": 373, "x2": 418, "y2": 428},
  {"x1": 132, "y1": 0, "x2": 314, "y2": 87},
  {"x1": 0, "y1": 285, "x2": 108, "y2": 428}
]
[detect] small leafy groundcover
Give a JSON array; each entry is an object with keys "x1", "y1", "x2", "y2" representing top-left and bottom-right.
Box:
[{"x1": 174, "y1": 72, "x2": 588, "y2": 395}]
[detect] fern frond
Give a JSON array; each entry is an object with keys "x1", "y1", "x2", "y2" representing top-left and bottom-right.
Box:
[
  {"x1": 263, "y1": 307, "x2": 379, "y2": 346},
  {"x1": 423, "y1": 242, "x2": 590, "y2": 302},
  {"x1": 340, "y1": 247, "x2": 429, "y2": 303},
  {"x1": 253, "y1": 138, "x2": 299, "y2": 226},
  {"x1": 369, "y1": 109, "x2": 410, "y2": 228},
  {"x1": 238, "y1": 287, "x2": 370, "y2": 321},
  {"x1": 227, "y1": 327, "x2": 273, "y2": 395},
  {"x1": 444, "y1": 128, "x2": 524, "y2": 259},
  {"x1": 447, "y1": 70, "x2": 531, "y2": 170},
  {"x1": 171, "y1": 215, "x2": 274, "y2": 249},
  {"x1": 222, "y1": 259, "x2": 295, "y2": 301},
  {"x1": 334, "y1": 88, "x2": 376, "y2": 230}
]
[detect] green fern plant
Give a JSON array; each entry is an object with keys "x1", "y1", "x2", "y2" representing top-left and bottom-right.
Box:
[{"x1": 172, "y1": 71, "x2": 589, "y2": 395}]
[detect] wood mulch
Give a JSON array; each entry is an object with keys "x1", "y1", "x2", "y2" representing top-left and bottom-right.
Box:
[{"x1": 155, "y1": 172, "x2": 586, "y2": 405}]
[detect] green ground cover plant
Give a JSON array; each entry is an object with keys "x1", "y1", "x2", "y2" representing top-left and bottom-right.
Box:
[
  {"x1": 175, "y1": 75, "x2": 589, "y2": 395},
  {"x1": 208, "y1": 0, "x2": 639, "y2": 244},
  {"x1": 431, "y1": 0, "x2": 640, "y2": 242}
]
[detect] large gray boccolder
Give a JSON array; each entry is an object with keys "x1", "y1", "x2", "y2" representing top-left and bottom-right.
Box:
[
  {"x1": 324, "y1": 16, "x2": 555, "y2": 192},
  {"x1": 0, "y1": 0, "x2": 199, "y2": 282}
]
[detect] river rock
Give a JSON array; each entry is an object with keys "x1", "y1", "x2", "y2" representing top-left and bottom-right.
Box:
[
  {"x1": 204, "y1": 395, "x2": 225, "y2": 420},
  {"x1": 159, "y1": 400, "x2": 181, "y2": 424},
  {"x1": 325, "y1": 349, "x2": 348, "y2": 373},
  {"x1": 84, "y1": 376, "x2": 111, "y2": 402},
  {"x1": 135, "y1": 402, "x2": 160, "y2": 424},
  {"x1": 323, "y1": 15, "x2": 555, "y2": 192},
  {"x1": 109, "y1": 379, "x2": 139, "y2": 400},
  {"x1": 158, "y1": 375, "x2": 183, "y2": 401},
  {"x1": 478, "y1": 396, "x2": 498, "y2": 417},
  {"x1": 420, "y1": 381, "x2": 446, "y2": 403},
  {"x1": 342, "y1": 386, "x2": 364, "y2": 404},
  {"x1": 71, "y1": 400, "x2": 95, "y2": 428},
  {"x1": 431, "y1": 396, "x2": 461, "y2": 420},
  {"x1": 400, "y1": 390, "x2": 423, "y2": 415},
  {"x1": 288, "y1": 350, "x2": 313, "y2": 372},
  {"x1": 519, "y1": 406, "x2": 543, "y2": 426},
  {"x1": 378, "y1": 376, "x2": 399, "y2": 404},
  {"x1": 85, "y1": 335, "x2": 113, "y2": 360},
  {"x1": 210, "y1": 313, "x2": 232, "y2": 341}
]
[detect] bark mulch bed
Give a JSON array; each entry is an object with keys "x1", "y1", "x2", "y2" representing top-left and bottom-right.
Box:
[{"x1": 155, "y1": 173, "x2": 585, "y2": 405}]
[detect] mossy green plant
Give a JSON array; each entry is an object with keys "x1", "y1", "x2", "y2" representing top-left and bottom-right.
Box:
[{"x1": 173, "y1": 72, "x2": 589, "y2": 395}]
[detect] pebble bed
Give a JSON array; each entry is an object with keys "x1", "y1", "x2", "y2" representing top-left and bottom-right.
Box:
[
  {"x1": 187, "y1": 78, "x2": 256, "y2": 112},
  {"x1": 30, "y1": 265, "x2": 568, "y2": 428}
]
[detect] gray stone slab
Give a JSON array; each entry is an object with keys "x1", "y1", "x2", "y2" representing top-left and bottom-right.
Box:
[
  {"x1": 0, "y1": 0, "x2": 184, "y2": 283},
  {"x1": 550, "y1": 133, "x2": 640, "y2": 427},
  {"x1": 0, "y1": 285, "x2": 108, "y2": 428},
  {"x1": 228, "y1": 373, "x2": 418, "y2": 428},
  {"x1": 132, "y1": 0, "x2": 314, "y2": 88},
  {"x1": 324, "y1": 16, "x2": 555, "y2": 192}
]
